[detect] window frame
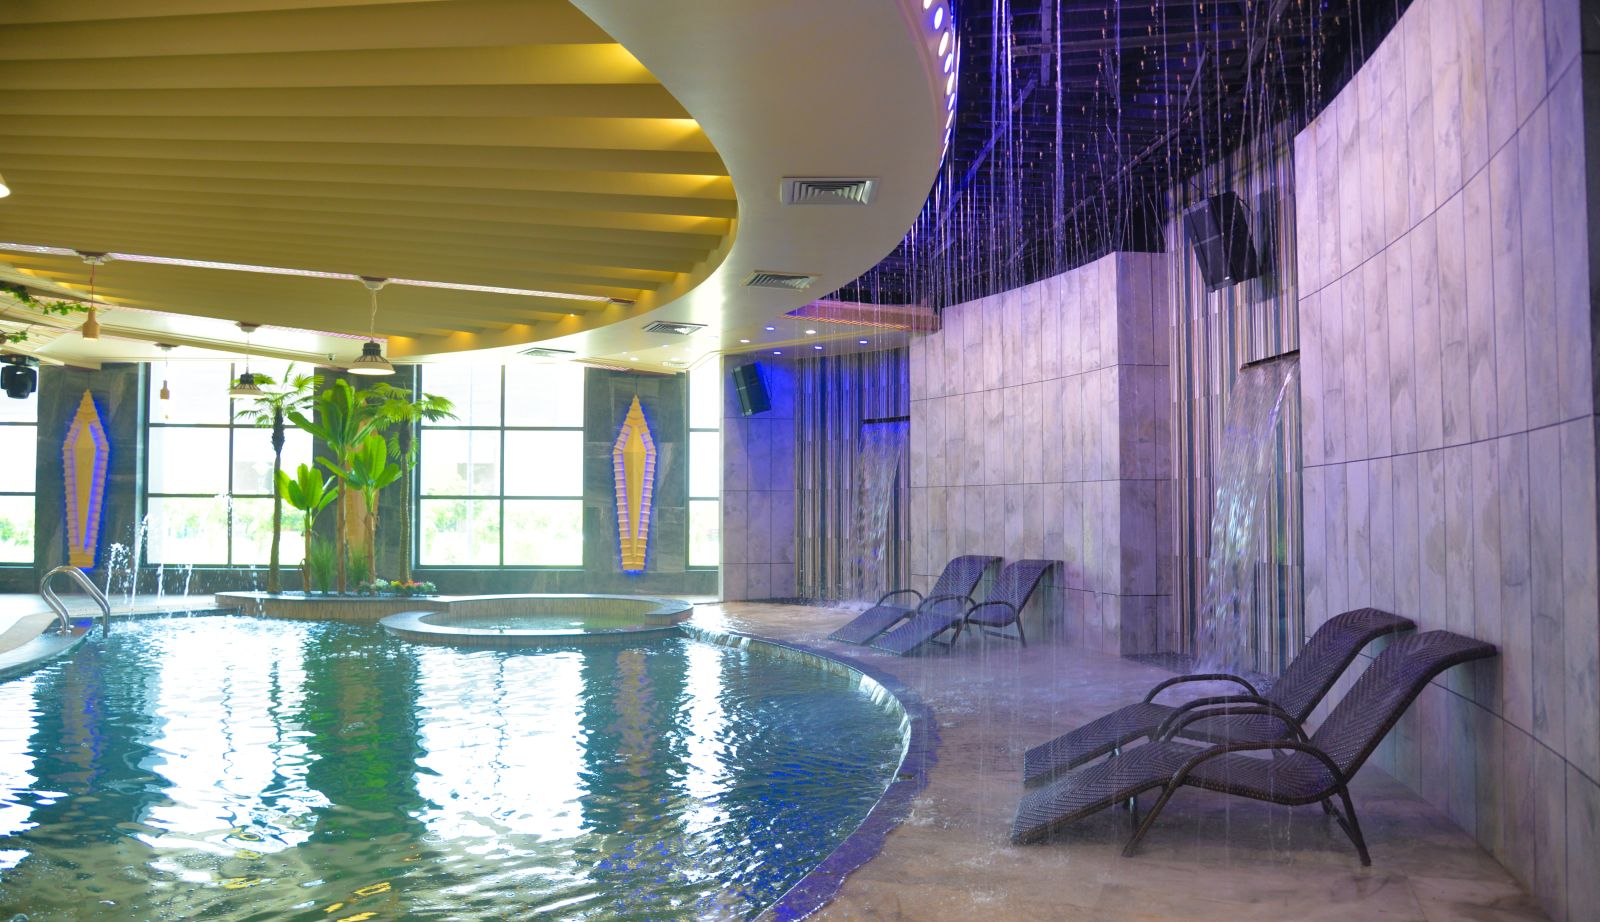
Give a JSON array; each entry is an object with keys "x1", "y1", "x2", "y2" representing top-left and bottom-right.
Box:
[
  {"x1": 143, "y1": 360, "x2": 308, "y2": 567},
  {"x1": 685, "y1": 361, "x2": 721, "y2": 570},
  {"x1": 416, "y1": 365, "x2": 585, "y2": 569},
  {"x1": 0, "y1": 383, "x2": 39, "y2": 566}
]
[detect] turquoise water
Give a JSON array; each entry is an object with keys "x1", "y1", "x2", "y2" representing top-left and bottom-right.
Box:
[{"x1": 0, "y1": 616, "x2": 904, "y2": 920}]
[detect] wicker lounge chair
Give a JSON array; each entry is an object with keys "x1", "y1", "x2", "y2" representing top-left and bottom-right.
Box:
[
  {"x1": 870, "y1": 559, "x2": 1056, "y2": 655},
  {"x1": 827, "y1": 555, "x2": 999, "y2": 645},
  {"x1": 1009, "y1": 630, "x2": 1497, "y2": 864},
  {"x1": 1020, "y1": 607, "x2": 1414, "y2": 788}
]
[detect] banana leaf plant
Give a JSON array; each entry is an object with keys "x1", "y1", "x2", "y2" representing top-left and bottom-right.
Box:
[
  {"x1": 275, "y1": 463, "x2": 338, "y2": 594},
  {"x1": 364, "y1": 381, "x2": 455, "y2": 582},
  {"x1": 235, "y1": 364, "x2": 320, "y2": 593},
  {"x1": 288, "y1": 379, "x2": 383, "y2": 593},
  {"x1": 334, "y1": 434, "x2": 402, "y2": 584}
]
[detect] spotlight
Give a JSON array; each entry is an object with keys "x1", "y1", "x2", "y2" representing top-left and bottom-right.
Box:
[{"x1": 1, "y1": 355, "x2": 37, "y2": 399}]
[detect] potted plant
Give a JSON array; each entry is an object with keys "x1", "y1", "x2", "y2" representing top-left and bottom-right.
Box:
[
  {"x1": 339, "y1": 434, "x2": 402, "y2": 585},
  {"x1": 238, "y1": 365, "x2": 321, "y2": 594},
  {"x1": 365, "y1": 381, "x2": 455, "y2": 583},
  {"x1": 276, "y1": 463, "x2": 337, "y2": 595},
  {"x1": 289, "y1": 379, "x2": 384, "y2": 593}
]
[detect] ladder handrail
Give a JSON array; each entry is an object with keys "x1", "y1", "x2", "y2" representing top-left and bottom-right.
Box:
[{"x1": 41, "y1": 565, "x2": 112, "y2": 637}]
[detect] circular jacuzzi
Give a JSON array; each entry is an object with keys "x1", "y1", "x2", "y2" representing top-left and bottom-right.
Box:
[{"x1": 379, "y1": 594, "x2": 693, "y2": 646}]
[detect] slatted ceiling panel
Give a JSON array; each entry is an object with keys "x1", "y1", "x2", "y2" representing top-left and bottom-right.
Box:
[
  {"x1": 5, "y1": 255, "x2": 605, "y2": 337},
  {"x1": 0, "y1": 0, "x2": 733, "y2": 345}
]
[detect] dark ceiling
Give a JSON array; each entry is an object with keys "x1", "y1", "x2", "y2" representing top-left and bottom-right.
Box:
[{"x1": 838, "y1": 0, "x2": 1412, "y2": 309}]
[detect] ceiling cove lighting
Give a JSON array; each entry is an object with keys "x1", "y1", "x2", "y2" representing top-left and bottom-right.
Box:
[
  {"x1": 348, "y1": 278, "x2": 395, "y2": 376},
  {"x1": 0, "y1": 243, "x2": 611, "y2": 304},
  {"x1": 0, "y1": 171, "x2": 10, "y2": 198}
]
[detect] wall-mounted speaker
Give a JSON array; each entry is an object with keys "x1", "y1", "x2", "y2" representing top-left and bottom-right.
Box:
[
  {"x1": 1183, "y1": 191, "x2": 1261, "y2": 291},
  {"x1": 731, "y1": 362, "x2": 770, "y2": 416}
]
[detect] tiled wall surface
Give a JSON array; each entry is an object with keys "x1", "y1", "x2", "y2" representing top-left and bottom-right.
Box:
[
  {"x1": 908, "y1": 252, "x2": 1174, "y2": 653},
  {"x1": 1295, "y1": 0, "x2": 1596, "y2": 918},
  {"x1": 720, "y1": 355, "x2": 797, "y2": 601}
]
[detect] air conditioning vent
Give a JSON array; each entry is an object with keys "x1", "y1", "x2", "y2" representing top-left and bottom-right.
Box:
[
  {"x1": 518, "y1": 346, "x2": 575, "y2": 358},
  {"x1": 643, "y1": 320, "x2": 706, "y2": 336},
  {"x1": 781, "y1": 177, "x2": 877, "y2": 206},
  {"x1": 745, "y1": 271, "x2": 817, "y2": 291}
]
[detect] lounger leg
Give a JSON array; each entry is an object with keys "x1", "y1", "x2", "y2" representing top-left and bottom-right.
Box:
[
  {"x1": 1122, "y1": 784, "x2": 1179, "y2": 858},
  {"x1": 1330, "y1": 785, "x2": 1372, "y2": 866},
  {"x1": 1016, "y1": 618, "x2": 1027, "y2": 648}
]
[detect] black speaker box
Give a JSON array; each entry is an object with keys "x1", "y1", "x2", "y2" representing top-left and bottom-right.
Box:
[
  {"x1": 1183, "y1": 191, "x2": 1261, "y2": 291},
  {"x1": 731, "y1": 363, "x2": 770, "y2": 416}
]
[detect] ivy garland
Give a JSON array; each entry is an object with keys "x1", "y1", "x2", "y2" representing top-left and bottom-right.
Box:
[{"x1": 1, "y1": 284, "x2": 92, "y2": 345}]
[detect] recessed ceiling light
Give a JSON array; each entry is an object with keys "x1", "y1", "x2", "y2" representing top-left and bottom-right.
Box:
[
  {"x1": 772, "y1": 350, "x2": 782, "y2": 355},
  {"x1": 933, "y1": 6, "x2": 944, "y2": 29},
  {"x1": 805, "y1": 329, "x2": 817, "y2": 335},
  {"x1": 945, "y1": 52, "x2": 955, "y2": 73},
  {"x1": 858, "y1": 339, "x2": 869, "y2": 345},
  {"x1": 739, "y1": 338, "x2": 750, "y2": 343},
  {"x1": 813, "y1": 345, "x2": 823, "y2": 350},
  {"x1": 946, "y1": 73, "x2": 955, "y2": 94},
  {"x1": 629, "y1": 356, "x2": 637, "y2": 361},
  {"x1": 922, "y1": 0, "x2": 932, "y2": 8},
  {"x1": 765, "y1": 325, "x2": 776, "y2": 331},
  {"x1": 939, "y1": 31, "x2": 950, "y2": 55},
  {"x1": 948, "y1": 93, "x2": 957, "y2": 111}
]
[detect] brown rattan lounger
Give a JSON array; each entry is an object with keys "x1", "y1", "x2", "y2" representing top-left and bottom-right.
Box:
[
  {"x1": 1020, "y1": 608, "x2": 1414, "y2": 787},
  {"x1": 827, "y1": 555, "x2": 998, "y2": 645},
  {"x1": 1010, "y1": 630, "x2": 1497, "y2": 864},
  {"x1": 870, "y1": 559, "x2": 1056, "y2": 655}
]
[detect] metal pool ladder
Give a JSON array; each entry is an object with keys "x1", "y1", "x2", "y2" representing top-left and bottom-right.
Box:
[{"x1": 40, "y1": 565, "x2": 112, "y2": 637}]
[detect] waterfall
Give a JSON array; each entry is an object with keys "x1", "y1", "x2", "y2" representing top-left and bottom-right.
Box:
[
  {"x1": 1193, "y1": 355, "x2": 1299, "y2": 676},
  {"x1": 849, "y1": 420, "x2": 907, "y2": 602}
]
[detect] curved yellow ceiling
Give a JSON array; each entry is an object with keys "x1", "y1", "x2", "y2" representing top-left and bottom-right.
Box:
[{"x1": 0, "y1": 0, "x2": 735, "y2": 348}]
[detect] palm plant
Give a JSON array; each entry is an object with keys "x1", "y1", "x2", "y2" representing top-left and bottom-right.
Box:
[
  {"x1": 276, "y1": 463, "x2": 338, "y2": 593},
  {"x1": 288, "y1": 378, "x2": 383, "y2": 593},
  {"x1": 235, "y1": 365, "x2": 321, "y2": 593},
  {"x1": 338, "y1": 434, "x2": 402, "y2": 581},
  {"x1": 365, "y1": 380, "x2": 455, "y2": 582}
]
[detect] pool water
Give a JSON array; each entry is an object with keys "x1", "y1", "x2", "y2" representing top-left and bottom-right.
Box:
[{"x1": 0, "y1": 616, "x2": 905, "y2": 920}]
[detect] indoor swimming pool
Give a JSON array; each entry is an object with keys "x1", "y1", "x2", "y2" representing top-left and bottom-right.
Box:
[{"x1": 0, "y1": 615, "x2": 907, "y2": 920}]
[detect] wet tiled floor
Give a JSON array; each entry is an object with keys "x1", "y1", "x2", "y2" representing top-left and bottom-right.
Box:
[{"x1": 699, "y1": 601, "x2": 1550, "y2": 922}]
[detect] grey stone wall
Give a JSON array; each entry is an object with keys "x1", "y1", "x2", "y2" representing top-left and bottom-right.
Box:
[
  {"x1": 719, "y1": 355, "x2": 797, "y2": 600},
  {"x1": 1296, "y1": 0, "x2": 1596, "y2": 917},
  {"x1": 908, "y1": 252, "x2": 1173, "y2": 653}
]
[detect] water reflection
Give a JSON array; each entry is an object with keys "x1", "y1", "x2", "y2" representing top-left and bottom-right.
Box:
[{"x1": 0, "y1": 619, "x2": 902, "y2": 921}]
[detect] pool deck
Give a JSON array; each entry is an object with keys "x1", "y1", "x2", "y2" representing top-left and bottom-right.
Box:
[
  {"x1": 699, "y1": 601, "x2": 1551, "y2": 922},
  {"x1": 0, "y1": 593, "x2": 228, "y2": 658}
]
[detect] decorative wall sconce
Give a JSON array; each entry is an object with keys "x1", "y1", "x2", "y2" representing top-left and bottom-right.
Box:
[
  {"x1": 63, "y1": 390, "x2": 109, "y2": 568},
  {"x1": 612, "y1": 396, "x2": 657, "y2": 572}
]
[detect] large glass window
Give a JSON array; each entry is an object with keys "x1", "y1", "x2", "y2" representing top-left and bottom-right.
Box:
[
  {"x1": 419, "y1": 364, "x2": 585, "y2": 566},
  {"x1": 0, "y1": 376, "x2": 38, "y2": 564},
  {"x1": 687, "y1": 362, "x2": 721, "y2": 568},
  {"x1": 146, "y1": 361, "x2": 310, "y2": 565}
]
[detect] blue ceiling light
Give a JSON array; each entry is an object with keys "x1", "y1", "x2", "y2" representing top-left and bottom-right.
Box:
[{"x1": 932, "y1": 5, "x2": 944, "y2": 29}]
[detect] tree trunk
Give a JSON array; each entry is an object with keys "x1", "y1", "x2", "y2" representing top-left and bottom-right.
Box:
[
  {"x1": 267, "y1": 411, "x2": 285, "y2": 594},
  {"x1": 398, "y1": 422, "x2": 414, "y2": 583},
  {"x1": 302, "y1": 525, "x2": 312, "y2": 594},
  {"x1": 399, "y1": 466, "x2": 413, "y2": 583},
  {"x1": 366, "y1": 501, "x2": 378, "y2": 583},
  {"x1": 335, "y1": 484, "x2": 347, "y2": 594}
]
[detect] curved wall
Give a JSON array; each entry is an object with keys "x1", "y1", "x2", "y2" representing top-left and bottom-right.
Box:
[{"x1": 1296, "y1": 0, "x2": 1595, "y2": 918}]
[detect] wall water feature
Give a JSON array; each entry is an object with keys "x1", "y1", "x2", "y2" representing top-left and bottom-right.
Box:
[
  {"x1": 849, "y1": 419, "x2": 909, "y2": 602},
  {"x1": 1193, "y1": 354, "x2": 1300, "y2": 676}
]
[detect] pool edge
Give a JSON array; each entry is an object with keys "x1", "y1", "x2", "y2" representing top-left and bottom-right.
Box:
[{"x1": 678, "y1": 624, "x2": 937, "y2": 922}]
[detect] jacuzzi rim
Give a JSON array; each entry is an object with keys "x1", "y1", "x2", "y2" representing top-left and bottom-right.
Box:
[{"x1": 379, "y1": 593, "x2": 694, "y2": 645}]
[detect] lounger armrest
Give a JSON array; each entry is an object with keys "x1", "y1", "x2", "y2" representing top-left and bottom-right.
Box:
[
  {"x1": 964, "y1": 599, "x2": 1020, "y2": 623},
  {"x1": 1142, "y1": 672, "x2": 1260, "y2": 703},
  {"x1": 1166, "y1": 739, "x2": 1350, "y2": 798},
  {"x1": 1155, "y1": 700, "x2": 1308, "y2": 743},
  {"x1": 919, "y1": 593, "x2": 975, "y2": 612},
  {"x1": 875, "y1": 588, "x2": 923, "y2": 607}
]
